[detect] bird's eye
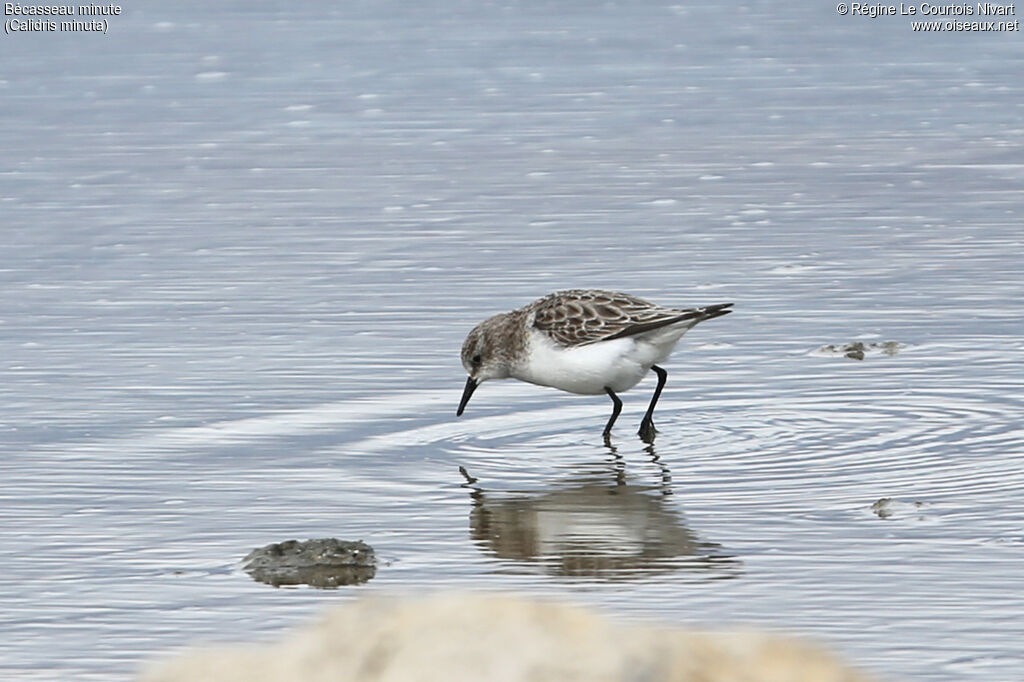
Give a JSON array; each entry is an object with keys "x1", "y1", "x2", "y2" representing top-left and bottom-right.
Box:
[{"x1": 471, "y1": 354, "x2": 482, "y2": 365}]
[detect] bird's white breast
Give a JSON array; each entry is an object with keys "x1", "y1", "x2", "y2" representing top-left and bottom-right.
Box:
[{"x1": 512, "y1": 328, "x2": 686, "y2": 395}]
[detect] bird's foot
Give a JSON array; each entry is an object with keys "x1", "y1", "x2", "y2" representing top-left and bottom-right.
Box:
[
  {"x1": 638, "y1": 419, "x2": 658, "y2": 444},
  {"x1": 458, "y1": 465, "x2": 478, "y2": 485}
]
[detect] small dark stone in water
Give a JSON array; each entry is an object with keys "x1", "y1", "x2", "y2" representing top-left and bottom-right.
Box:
[
  {"x1": 818, "y1": 341, "x2": 904, "y2": 360},
  {"x1": 871, "y1": 497, "x2": 894, "y2": 518},
  {"x1": 878, "y1": 341, "x2": 902, "y2": 355},
  {"x1": 871, "y1": 497, "x2": 927, "y2": 520},
  {"x1": 844, "y1": 342, "x2": 866, "y2": 361},
  {"x1": 244, "y1": 538, "x2": 376, "y2": 588}
]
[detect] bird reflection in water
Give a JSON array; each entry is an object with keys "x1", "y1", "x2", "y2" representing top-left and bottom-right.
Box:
[{"x1": 459, "y1": 448, "x2": 739, "y2": 581}]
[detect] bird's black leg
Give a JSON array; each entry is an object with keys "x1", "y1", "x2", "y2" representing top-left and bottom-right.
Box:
[
  {"x1": 638, "y1": 365, "x2": 667, "y2": 443},
  {"x1": 603, "y1": 387, "x2": 622, "y2": 444}
]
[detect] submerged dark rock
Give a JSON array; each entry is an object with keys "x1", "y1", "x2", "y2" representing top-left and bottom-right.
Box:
[
  {"x1": 871, "y1": 497, "x2": 929, "y2": 520},
  {"x1": 243, "y1": 538, "x2": 376, "y2": 588},
  {"x1": 817, "y1": 341, "x2": 904, "y2": 360}
]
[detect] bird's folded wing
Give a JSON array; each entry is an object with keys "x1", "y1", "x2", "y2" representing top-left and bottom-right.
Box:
[{"x1": 531, "y1": 290, "x2": 697, "y2": 347}]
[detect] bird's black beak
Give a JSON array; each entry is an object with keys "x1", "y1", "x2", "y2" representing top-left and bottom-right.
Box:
[{"x1": 457, "y1": 376, "x2": 478, "y2": 416}]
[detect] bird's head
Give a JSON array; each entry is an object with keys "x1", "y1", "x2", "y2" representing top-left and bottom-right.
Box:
[{"x1": 457, "y1": 315, "x2": 514, "y2": 416}]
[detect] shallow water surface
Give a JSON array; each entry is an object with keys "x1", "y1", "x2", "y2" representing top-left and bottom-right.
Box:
[{"x1": 3, "y1": 1, "x2": 1024, "y2": 680}]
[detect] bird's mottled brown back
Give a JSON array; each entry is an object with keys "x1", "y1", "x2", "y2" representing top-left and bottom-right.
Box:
[{"x1": 529, "y1": 289, "x2": 689, "y2": 347}]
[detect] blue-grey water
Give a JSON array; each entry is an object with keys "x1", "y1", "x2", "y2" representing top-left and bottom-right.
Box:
[{"x1": 3, "y1": 2, "x2": 1023, "y2": 680}]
